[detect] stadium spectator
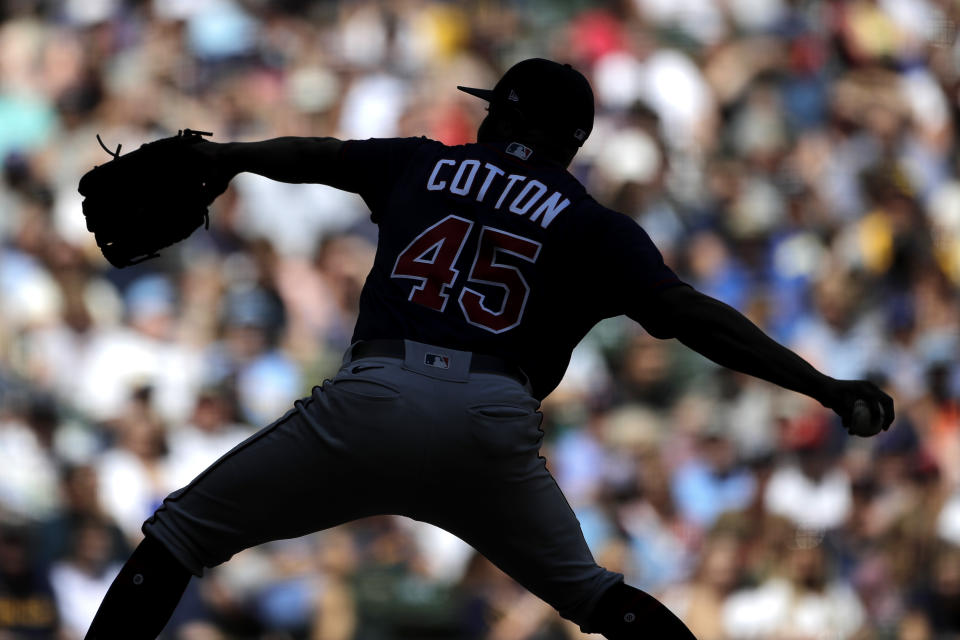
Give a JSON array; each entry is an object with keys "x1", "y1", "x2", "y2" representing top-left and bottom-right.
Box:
[{"x1": 0, "y1": 0, "x2": 958, "y2": 636}]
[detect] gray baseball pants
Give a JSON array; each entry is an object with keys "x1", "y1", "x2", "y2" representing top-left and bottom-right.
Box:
[{"x1": 143, "y1": 341, "x2": 622, "y2": 626}]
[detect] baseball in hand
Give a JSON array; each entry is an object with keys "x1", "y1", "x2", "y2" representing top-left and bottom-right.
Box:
[{"x1": 849, "y1": 399, "x2": 884, "y2": 436}]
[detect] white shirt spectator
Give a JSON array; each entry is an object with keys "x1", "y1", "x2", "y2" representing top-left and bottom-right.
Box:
[
  {"x1": 338, "y1": 73, "x2": 408, "y2": 139},
  {"x1": 233, "y1": 174, "x2": 367, "y2": 258},
  {"x1": 764, "y1": 464, "x2": 852, "y2": 530},
  {"x1": 96, "y1": 447, "x2": 173, "y2": 541},
  {"x1": 593, "y1": 51, "x2": 646, "y2": 111},
  {"x1": 937, "y1": 490, "x2": 960, "y2": 546},
  {"x1": 76, "y1": 327, "x2": 203, "y2": 424},
  {"x1": 166, "y1": 421, "x2": 254, "y2": 490},
  {"x1": 50, "y1": 560, "x2": 122, "y2": 639},
  {"x1": 0, "y1": 419, "x2": 60, "y2": 520},
  {"x1": 400, "y1": 518, "x2": 475, "y2": 584},
  {"x1": 640, "y1": 49, "x2": 715, "y2": 150},
  {"x1": 593, "y1": 49, "x2": 715, "y2": 151},
  {"x1": 790, "y1": 312, "x2": 886, "y2": 382},
  {"x1": 723, "y1": 577, "x2": 866, "y2": 639},
  {"x1": 632, "y1": 0, "x2": 726, "y2": 45},
  {"x1": 726, "y1": 0, "x2": 786, "y2": 33}
]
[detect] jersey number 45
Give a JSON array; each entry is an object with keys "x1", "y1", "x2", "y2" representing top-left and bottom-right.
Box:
[{"x1": 391, "y1": 214, "x2": 542, "y2": 334}]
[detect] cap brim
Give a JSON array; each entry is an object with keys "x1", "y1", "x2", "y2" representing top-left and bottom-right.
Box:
[{"x1": 457, "y1": 86, "x2": 495, "y2": 101}]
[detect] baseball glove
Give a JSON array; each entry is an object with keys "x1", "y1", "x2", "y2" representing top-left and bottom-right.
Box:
[{"x1": 78, "y1": 128, "x2": 229, "y2": 268}]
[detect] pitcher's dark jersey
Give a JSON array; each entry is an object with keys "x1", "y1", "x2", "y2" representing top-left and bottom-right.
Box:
[{"x1": 334, "y1": 137, "x2": 684, "y2": 399}]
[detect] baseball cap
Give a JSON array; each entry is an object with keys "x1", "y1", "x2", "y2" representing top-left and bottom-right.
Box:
[{"x1": 458, "y1": 58, "x2": 594, "y2": 148}]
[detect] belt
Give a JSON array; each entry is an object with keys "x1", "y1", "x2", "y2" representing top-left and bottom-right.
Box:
[{"x1": 351, "y1": 339, "x2": 527, "y2": 386}]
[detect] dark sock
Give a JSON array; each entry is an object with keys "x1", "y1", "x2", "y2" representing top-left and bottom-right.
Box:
[
  {"x1": 84, "y1": 535, "x2": 192, "y2": 640},
  {"x1": 586, "y1": 582, "x2": 697, "y2": 639}
]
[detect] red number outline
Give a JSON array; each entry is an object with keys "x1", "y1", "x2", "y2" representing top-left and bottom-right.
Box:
[
  {"x1": 458, "y1": 226, "x2": 542, "y2": 334},
  {"x1": 391, "y1": 216, "x2": 542, "y2": 333},
  {"x1": 390, "y1": 215, "x2": 474, "y2": 312}
]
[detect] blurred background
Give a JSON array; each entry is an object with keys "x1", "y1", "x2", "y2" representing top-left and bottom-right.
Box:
[{"x1": 0, "y1": 0, "x2": 959, "y2": 638}]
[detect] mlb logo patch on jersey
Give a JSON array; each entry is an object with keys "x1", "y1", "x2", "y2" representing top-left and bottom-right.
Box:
[
  {"x1": 506, "y1": 142, "x2": 533, "y2": 161},
  {"x1": 424, "y1": 353, "x2": 450, "y2": 369}
]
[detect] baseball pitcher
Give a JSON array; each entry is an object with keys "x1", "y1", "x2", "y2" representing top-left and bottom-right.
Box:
[{"x1": 83, "y1": 59, "x2": 894, "y2": 639}]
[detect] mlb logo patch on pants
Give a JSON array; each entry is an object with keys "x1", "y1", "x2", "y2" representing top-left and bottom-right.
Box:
[
  {"x1": 424, "y1": 353, "x2": 450, "y2": 369},
  {"x1": 403, "y1": 340, "x2": 470, "y2": 381}
]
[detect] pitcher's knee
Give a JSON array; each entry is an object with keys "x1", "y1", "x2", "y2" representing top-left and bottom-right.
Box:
[
  {"x1": 544, "y1": 567, "x2": 621, "y2": 629},
  {"x1": 141, "y1": 500, "x2": 228, "y2": 577},
  {"x1": 581, "y1": 582, "x2": 697, "y2": 639}
]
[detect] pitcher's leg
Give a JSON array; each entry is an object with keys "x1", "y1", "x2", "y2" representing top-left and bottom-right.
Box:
[
  {"x1": 84, "y1": 535, "x2": 190, "y2": 640},
  {"x1": 143, "y1": 387, "x2": 394, "y2": 575},
  {"x1": 425, "y1": 461, "x2": 620, "y2": 627},
  {"x1": 424, "y1": 461, "x2": 695, "y2": 638},
  {"x1": 87, "y1": 363, "x2": 413, "y2": 640},
  {"x1": 586, "y1": 582, "x2": 697, "y2": 639}
]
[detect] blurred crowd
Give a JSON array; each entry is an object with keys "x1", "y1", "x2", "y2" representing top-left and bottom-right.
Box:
[{"x1": 1, "y1": 0, "x2": 959, "y2": 638}]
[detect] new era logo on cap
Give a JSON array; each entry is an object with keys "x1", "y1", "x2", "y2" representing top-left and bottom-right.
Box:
[
  {"x1": 574, "y1": 128, "x2": 587, "y2": 142},
  {"x1": 508, "y1": 89, "x2": 519, "y2": 102}
]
